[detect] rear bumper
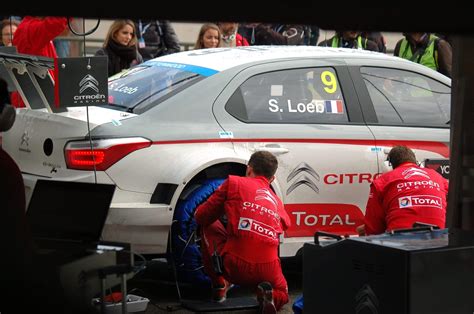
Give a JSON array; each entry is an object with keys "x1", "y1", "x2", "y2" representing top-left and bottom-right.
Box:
[
  {"x1": 22, "y1": 172, "x2": 115, "y2": 207},
  {"x1": 103, "y1": 203, "x2": 173, "y2": 254}
]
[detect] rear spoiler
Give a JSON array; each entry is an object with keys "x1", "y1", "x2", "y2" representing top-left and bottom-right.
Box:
[{"x1": 0, "y1": 47, "x2": 65, "y2": 113}]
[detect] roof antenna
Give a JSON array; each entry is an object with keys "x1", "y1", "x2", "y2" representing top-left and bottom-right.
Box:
[{"x1": 67, "y1": 17, "x2": 102, "y2": 184}]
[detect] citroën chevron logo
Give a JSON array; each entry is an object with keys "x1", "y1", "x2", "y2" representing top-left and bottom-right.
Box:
[{"x1": 79, "y1": 74, "x2": 99, "y2": 94}]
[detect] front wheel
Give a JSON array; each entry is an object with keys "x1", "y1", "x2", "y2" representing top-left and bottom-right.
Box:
[{"x1": 169, "y1": 178, "x2": 225, "y2": 287}]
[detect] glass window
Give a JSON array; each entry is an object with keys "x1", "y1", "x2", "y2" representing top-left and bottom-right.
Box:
[
  {"x1": 361, "y1": 67, "x2": 451, "y2": 126},
  {"x1": 225, "y1": 67, "x2": 348, "y2": 123},
  {"x1": 105, "y1": 61, "x2": 215, "y2": 113}
]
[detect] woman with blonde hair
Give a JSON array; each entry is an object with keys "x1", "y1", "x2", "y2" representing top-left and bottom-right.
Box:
[
  {"x1": 194, "y1": 23, "x2": 221, "y2": 49},
  {"x1": 95, "y1": 19, "x2": 143, "y2": 76}
]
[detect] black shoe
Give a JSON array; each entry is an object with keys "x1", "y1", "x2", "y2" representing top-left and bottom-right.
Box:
[{"x1": 257, "y1": 281, "x2": 276, "y2": 314}]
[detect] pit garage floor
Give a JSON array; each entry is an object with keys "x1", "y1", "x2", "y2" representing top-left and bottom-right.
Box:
[{"x1": 127, "y1": 257, "x2": 302, "y2": 314}]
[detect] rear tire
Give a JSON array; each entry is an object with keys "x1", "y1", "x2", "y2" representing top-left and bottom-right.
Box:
[{"x1": 169, "y1": 178, "x2": 225, "y2": 287}]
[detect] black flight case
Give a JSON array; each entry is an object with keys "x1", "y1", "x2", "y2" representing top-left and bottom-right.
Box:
[{"x1": 303, "y1": 228, "x2": 474, "y2": 314}]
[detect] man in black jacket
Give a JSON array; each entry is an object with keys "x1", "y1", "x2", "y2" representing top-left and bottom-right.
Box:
[{"x1": 134, "y1": 19, "x2": 181, "y2": 61}]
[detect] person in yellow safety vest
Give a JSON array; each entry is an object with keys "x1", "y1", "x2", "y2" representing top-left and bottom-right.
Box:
[
  {"x1": 394, "y1": 32, "x2": 452, "y2": 78},
  {"x1": 318, "y1": 31, "x2": 379, "y2": 52}
]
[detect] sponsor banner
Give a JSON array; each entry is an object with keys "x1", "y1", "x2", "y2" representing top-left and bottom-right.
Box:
[
  {"x1": 238, "y1": 217, "x2": 277, "y2": 239},
  {"x1": 285, "y1": 203, "x2": 364, "y2": 237},
  {"x1": 398, "y1": 195, "x2": 442, "y2": 209},
  {"x1": 55, "y1": 56, "x2": 108, "y2": 107},
  {"x1": 145, "y1": 61, "x2": 218, "y2": 76},
  {"x1": 396, "y1": 179, "x2": 441, "y2": 191},
  {"x1": 323, "y1": 172, "x2": 381, "y2": 185}
]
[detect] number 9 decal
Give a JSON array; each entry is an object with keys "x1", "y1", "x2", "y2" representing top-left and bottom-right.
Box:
[{"x1": 321, "y1": 71, "x2": 337, "y2": 94}]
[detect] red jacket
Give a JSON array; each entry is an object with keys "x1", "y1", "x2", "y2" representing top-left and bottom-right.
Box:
[
  {"x1": 236, "y1": 33, "x2": 249, "y2": 46},
  {"x1": 11, "y1": 16, "x2": 68, "y2": 108},
  {"x1": 13, "y1": 16, "x2": 67, "y2": 59},
  {"x1": 364, "y1": 162, "x2": 448, "y2": 235},
  {"x1": 195, "y1": 175, "x2": 290, "y2": 262}
]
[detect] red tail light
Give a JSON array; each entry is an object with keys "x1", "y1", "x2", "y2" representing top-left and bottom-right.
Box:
[{"x1": 65, "y1": 137, "x2": 151, "y2": 171}]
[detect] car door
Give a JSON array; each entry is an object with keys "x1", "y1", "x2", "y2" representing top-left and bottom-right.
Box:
[
  {"x1": 213, "y1": 59, "x2": 379, "y2": 256},
  {"x1": 349, "y1": 65, "x2": 451, "y2": 178}
]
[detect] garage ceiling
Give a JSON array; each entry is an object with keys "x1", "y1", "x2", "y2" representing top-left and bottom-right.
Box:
[{"x1": 1, "y1": 4, "x2": 473, "y2": 34}]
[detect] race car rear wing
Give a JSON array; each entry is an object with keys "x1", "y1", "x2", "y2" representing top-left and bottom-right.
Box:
[{"x1": 0, "y1": 48, "x2": 65, "y2": 113}]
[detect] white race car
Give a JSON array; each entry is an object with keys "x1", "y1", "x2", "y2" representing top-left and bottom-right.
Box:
[{"x1": 2, "y1": 46, "x2": 450, "y2": 284}]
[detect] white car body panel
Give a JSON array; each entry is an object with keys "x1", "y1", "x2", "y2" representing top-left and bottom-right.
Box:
[
  {"x1": 105, "y1": 143, "x2": 238, "y2": 193},
  {"x1": 2, "y1": 46, "x2": 451, "y2": 255}
]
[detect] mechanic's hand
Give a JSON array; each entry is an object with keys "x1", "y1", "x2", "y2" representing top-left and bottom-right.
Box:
[{"x1": 356, "y1": 224, "x2": 366, "y2": 236}]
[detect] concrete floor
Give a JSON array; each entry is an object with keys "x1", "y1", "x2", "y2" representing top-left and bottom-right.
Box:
[{"x1": 126, "y1": 257, "x2": 302, "y2": 313}]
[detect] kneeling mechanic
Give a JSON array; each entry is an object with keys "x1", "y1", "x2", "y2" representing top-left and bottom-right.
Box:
[{"x1": 194, "y1": 151, "x2": 291, "y2": 313}]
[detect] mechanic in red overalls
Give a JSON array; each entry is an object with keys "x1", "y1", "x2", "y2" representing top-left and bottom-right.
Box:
[
  {"x1": 357, "y1": 145, "x2": 448, "y2": 236},
  {"x1": 194, "y1": 151, "x2": 291, "y2": 313}
]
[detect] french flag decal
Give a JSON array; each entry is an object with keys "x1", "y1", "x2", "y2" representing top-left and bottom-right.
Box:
[{"x1": 324, "y1": 100, "x2": 344, "y2": 114}]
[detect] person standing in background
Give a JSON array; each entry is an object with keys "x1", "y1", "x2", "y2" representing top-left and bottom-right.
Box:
[
  {"x1": 305, "y1": 25, "x2": 320, "y2": 45},
  {"x1": 361, "y1": 31, "x2": 387, "y2": 53},
  {"x1": 11, "y1": 16, "x2": 68, "y2": 108},
  {"x1": 217, "y1": 22, "x2": 249, "y2": 47},
  {"x1": 12, "y1": 16, "x2": 67, "y2": 58},
  {"x1": 134, "y1": 19, "x2": 180, "y2": 61},
  {"x1": 238, "y1": 23, "x2": 258, "y2": 45},
  {"x1": 194, "y1": 23, "x2": 221, "y2": 49},
  {"x1": 95, "y1": 19, "x2": 143, "y2": 76},
  {"x1": 394, "y1": 32, "x2": 452, "y2": 78},
  {"x1": 318, "y1": 30, "x2": 379, "y2": 51},
  {"x1": 0, "y1": 18, "x2": 20, "y2": 47},
  {"x1": 254, "y1": 23, "x2": 306, "y2": 45}
]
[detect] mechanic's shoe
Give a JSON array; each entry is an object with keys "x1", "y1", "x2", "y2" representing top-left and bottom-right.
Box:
[
  {"x1": 257, "y1": 281, "x2": 276, "y2": 314},
  {"x1": 212, "y1": 280, "x2": 232, "y2": 303}
]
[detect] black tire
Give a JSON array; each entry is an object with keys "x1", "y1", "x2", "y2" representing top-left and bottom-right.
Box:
[{"x1": 169, "y1": 178, "x2": 225, "y2": 287}]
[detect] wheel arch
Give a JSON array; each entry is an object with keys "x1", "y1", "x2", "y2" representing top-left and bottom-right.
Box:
[
  {"x1": 165, "y1": 155, "x2": 285, "y2": 250},
  {"x1": 171, "y1": 157, "x2": 285, "y2": 209},
  {"x1": 170, "y1": 158, "x2": 246, "y2": 210}
]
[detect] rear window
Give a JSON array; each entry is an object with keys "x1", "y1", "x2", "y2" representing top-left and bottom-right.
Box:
[{"x1": 106, "y1": 61, "x2": 217, "y2": 113}]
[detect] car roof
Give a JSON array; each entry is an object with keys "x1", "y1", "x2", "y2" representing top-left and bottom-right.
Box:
[{"x1": 154, "y1": 45, "x2": 405, "y2": 72}]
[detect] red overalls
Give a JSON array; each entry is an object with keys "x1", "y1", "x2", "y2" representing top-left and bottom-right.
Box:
[
  {"x1": 364, "y1": 162, "x2": 449, "y2": 235},
  {"x1": 195, "y1": 175, "x2": 291, "y2": 310}
]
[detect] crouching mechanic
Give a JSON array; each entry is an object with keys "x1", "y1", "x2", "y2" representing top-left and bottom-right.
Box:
[
  {"x1": 194, "y1": 151, "x2": 291, "y2": 313},
  {"x1": 357, "y1": 145, "x2": 448, "y2": 236}
]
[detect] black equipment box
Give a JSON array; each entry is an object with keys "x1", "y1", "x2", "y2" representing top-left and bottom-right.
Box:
[{"x1": 303, "y1": 228, "x2": 474, "y2": 314}]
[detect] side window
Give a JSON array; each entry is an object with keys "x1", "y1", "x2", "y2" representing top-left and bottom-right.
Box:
[
  {"x1": 360, "y1": 67, "x2": 451, "y2": 126},
  {"x1": 225, "y1": 67, "x2": 349, "y2": 123}
]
